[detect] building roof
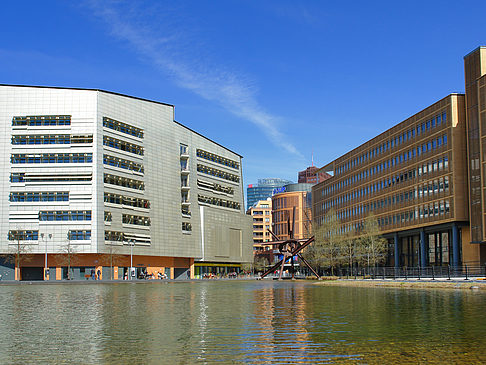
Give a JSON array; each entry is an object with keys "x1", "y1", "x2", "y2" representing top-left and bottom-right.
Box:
[{"x1": 0, "y1": 83, "x2": 243, "y2": 158}]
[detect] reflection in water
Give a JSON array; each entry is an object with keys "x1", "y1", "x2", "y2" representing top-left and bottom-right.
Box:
[{"x1": 0, "y1": 281, "x2": 485, "y2": 363}]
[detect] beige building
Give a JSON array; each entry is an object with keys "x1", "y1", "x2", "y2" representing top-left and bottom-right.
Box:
[
  {"x1": 312, "y1": 47, "x2": 486, "y2": 267},
  {"x1": 247, "y1": 199, "x2": 273, "y2": 252}
]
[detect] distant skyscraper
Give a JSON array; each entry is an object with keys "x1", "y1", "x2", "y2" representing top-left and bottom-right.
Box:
[
  {"x1": 247, "y1": 178, "x2": 293, "y2": 210},
  {"x1": 298, "y1": 166, "x2": 331, "y2": 184}
]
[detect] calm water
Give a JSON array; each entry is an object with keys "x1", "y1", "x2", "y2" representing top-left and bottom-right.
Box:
[{"x1": 0, "y1": 281, "x2": 485, "y2": 364}]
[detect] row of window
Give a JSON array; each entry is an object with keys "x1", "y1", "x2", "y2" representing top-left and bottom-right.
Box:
[
  {"x1": 11, "y1": 153, "x2": 93, "y2": 164},
  {"x1": 322, "y1": 199, "x2": 451, "y2": 234},
  {"x1": 323, "y1": 153, "x2": 449, "y2": 199},
  {"x1": 10, "y1": 173, "x2": 92, "y2": 183},
  {"x1": 11, "y1": 134, "x2": 92, "y2": 145},
  {"x1": 8, "y1": 230, "x2": 38, "y2": 241},
  {"x1": 197, "y1": 164, "x2": 240, "y2": 183},
  {"x1": 104, "y1": 174, "x2": 145, "y2": 190},
  {"x1": 337, "y1": 112, "x2": 447, "y2": 176},
  {"x1": 197, "y1": 179, "x2": 234, "y2": 195},
  {"x1": 334, "y1": 176, "x2": 450, "y2": 220},
  {"x1": 104, "y1": 230, "x2": 150, "y2": 244},
  {"x1": 68, "y1": 230, "x2": 91, "y2": 240},
  {"x1": 103, "y1": 117, "x2": 144, "y2": 139},
  {"x1": 103, "y1": 136, "x2": 144, "y2": 156},
  {"x1": 375, "y1": 200, "x2": 451, "y2": 228},
  {"x1": 198, "y1": 194, "x2": 241, "y2": 210},
  {"x1": 196, "y1": 149, "x2": 239, "y2": 169},
  {"x1": 104, "y1": 193, "x2": 150, "y2": 209},
  {"x1": 103, "y1": 154, "x2": 144, "y2": 173},
  {"x1": 39, "y1": 210, "x2": 92, "y2": 221},
  {"x1": 12, "y1": 115, "x2": 71, "y2": 127},
  {"x1": 122, "y1": 214, "x2": 151, "y2": 226},
  {"x1": 10, "y1": 191, "x2": 69, "y2": 202}
]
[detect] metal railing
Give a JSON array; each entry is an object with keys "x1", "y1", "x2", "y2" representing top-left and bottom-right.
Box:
[{"x1": 316, "y1": 264, "x2": 486, "y2": 280}]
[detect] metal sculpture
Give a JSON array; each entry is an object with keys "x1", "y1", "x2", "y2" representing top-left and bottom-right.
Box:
[{"x1": 260, "y1": 207, "x2": 320, "y2": 280}]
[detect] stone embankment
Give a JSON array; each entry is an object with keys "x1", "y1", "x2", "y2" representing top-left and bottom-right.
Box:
[{"x1": 315, "y1": 278, "x2": 486, "y2": 290}]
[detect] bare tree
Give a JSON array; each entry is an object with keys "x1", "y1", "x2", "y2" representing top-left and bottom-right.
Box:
[
  {"x1": 1, "y1": 231, "x2": 34, "y2": 280},
  {"x1": 359, "y1": 213, "x2": 388, "y2": 270},
  {"x1": 311, "y1": 209, "x2": 343, "y2": 276},
  {"x1": 56, "y1": 240, "x2": 79, "y2": 280},
  {"x1": 101, "y1": 245, "x2": 126, "y2": 280},
  {"x1": 253, "y1": 255, "x2": 269, "y2": 274}
]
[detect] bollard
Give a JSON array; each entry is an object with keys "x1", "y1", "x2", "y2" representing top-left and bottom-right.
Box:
[
  {"x1": 465, "y1": 264, "x2": 469, "y2": 280},
  {"x1": 432, "y1": 266, "x2": 435, "y2": 280},
  {"x1": 405, "y1": 267, "x2": 407, "y2": 280},
  {"x1": 447, "y1": 265, "x2": 451, "y2": 280},
  {"x1": 418, "y1": 266, "x2": 421, "y2": 280}
]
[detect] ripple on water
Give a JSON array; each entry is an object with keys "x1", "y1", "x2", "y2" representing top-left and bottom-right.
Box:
[{"x1": 0, "y1": 281, "x2": 485, "y2": 363}]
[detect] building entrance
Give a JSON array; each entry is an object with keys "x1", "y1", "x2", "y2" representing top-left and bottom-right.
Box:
[{"x1": 21, "y1": 267, "x2": 43, "y2": 281}]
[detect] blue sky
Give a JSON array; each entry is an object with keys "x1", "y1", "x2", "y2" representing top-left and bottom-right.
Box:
[{"x1": 1, "y1": 0, "x2": 485, "y2": 187}]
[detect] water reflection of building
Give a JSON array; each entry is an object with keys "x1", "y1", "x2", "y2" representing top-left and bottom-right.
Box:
[{"x1": 313, "y1": 46, "x2": 486, "y2": 267}]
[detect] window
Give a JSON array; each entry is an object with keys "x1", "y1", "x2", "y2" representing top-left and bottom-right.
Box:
[
  {"x1": 68, "y1": 230, "x2": 91, "y2": 240},
  {"x1": 103, "y1": 136, "x2": 144, "y2": 156},
  {"x1": 12, "y1": 115, "x2": 71, "y2": 126},
  {"x1": 103, "y1": 154, "x2": 144, "y2": 173},
  {"x1": 197, "y1": 164, "x2": 240, "y2": 183},
  {"x1": 11, "y1": 153, "x2": 92, "y2": 164},
  {"x1": 103, "y1": 117, "x2": 143, "y2": 138},
  {"x1": 39, "y1": 210, "x2": 91, "y2": 221},
  {"x1": 122, "y1": 214, "x2": 151, "y2": 226},
  {"x1": 196, "y1": 149, "x2": 239, "y2": 169},
  {"x1": 104, "y1": 211, "x2": 112, "y2": 222},
  {"x1": 104, "y1": 193, "x2": 150, "y2": 209},
  {"x1": 10, "y1": 192, "x2": 69, "y2": 202},
  {"x1": 104, "y1": 174, "x2": 145, "y2": 190},
  {"x1": 198, "y1": 194, "x2": 241, "y2": 210},
  {"x1": 182, "y1": 222, "x2": 192, "y2": 231},
  {"x1": 8, "y1": 230, "x2": 38, "y2": 241}
]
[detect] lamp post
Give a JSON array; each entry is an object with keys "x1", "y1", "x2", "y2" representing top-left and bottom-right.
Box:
[
  {"x1": 129, "y1": 239, "x2": 135, "y2": 280},
  {"x1": 41, "y1": 233, "x2": 52, "y2": 280}
]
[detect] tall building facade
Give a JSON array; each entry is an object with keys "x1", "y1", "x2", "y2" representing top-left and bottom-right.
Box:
[
  {"x1": 246, "y1": 178, "x2": 293, "y2": 210},
  {"x1": 313, "y1": 47, "x2": 486, "y2": 267},
  {"x1": 0, "y1": 85, "x2": 252, "y2": 280}
]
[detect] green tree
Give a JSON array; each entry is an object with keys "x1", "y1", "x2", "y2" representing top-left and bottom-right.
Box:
[{"x1": 359, "y1": 213, "x2": 388, "y2": 270}]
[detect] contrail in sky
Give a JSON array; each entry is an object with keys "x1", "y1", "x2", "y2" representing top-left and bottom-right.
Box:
[{"x1": 85, "y1": 0, "x2": 302, "y2": 157}]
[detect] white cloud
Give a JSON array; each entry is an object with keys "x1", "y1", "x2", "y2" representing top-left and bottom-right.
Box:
[{"x1": 84, "y1": 0, "x2": 303, "y2": 157}]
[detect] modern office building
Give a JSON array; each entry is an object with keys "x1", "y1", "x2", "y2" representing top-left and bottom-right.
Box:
[
  {"x1": 298, "y1": 166, "x2": 331, "y2": 184},
  {"x1": 246, "y1": 178, "x2": 293, "y2": 210},
  {"x1": 0, "y1": 84, "x2": 252, "y2": 280},
  {"x1": 313, "y1": 46, "x2": 486, "y2": 268}
]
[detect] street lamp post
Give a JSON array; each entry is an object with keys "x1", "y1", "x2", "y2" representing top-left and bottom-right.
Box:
[
  {"x1": 41, "y1": 233, "x2": 52, "y2": 280},
  {"x1": 129, "y1": 239, "x2": 135, "y2": 280}
]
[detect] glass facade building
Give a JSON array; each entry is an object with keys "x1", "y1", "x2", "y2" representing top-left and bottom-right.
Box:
[{"x1": 246, "y1": 178, "x2": 293, "y2": 210}]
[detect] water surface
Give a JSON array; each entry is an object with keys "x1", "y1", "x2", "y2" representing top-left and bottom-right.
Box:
[{"x1": 0, "y1": 281, "x2": 485, "y2": 363}]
